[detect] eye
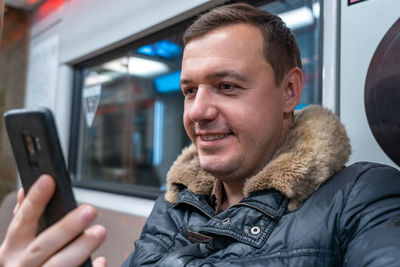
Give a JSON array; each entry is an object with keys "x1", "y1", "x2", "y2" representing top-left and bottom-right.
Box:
[
  {"x1": 182, "y1": 87, "x2": 197, "y2": 98},
  {"x1": 218, "y1": 82, "x2": 240, "y2": 92}
]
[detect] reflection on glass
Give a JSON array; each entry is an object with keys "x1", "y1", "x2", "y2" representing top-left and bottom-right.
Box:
[
  {"x1": 261, "y1": 0, "x2": 321, "y2": 109},
  {"x1": 75, "y1": 34, "x2": 190, "y2": 194}
]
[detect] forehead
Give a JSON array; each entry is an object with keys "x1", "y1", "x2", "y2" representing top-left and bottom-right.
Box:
[
  {"x1": 181, "y1": 24, "x2": 268, "y2": 82},
  {"x1": 182, "y1": 24, "x2": 265, "y2": 63}
]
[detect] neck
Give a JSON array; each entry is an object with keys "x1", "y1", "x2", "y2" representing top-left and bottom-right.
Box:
[{"x1": 220, "y1": 179, "x2": 245, "y2": 210}]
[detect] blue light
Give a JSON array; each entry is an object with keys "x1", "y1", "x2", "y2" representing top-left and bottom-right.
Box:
[
  {"x1": 154, "y1": 40, "x2": 182, "y2": 59},
  {"x1": 137, "y1": 45, "x2": 156, "y2": 57},
  {"x1": 137, "y1": 40, "x2": 182, "y2": 59},
  {"x1": 154, "y1": 71, "x2": 181, "y2": 93},
  {"x1": 153, "y1": 101, "x2": 164, "y2": 166},
  {"x1": 295, "y1": 104, "x2": 308, "y2": 110}
]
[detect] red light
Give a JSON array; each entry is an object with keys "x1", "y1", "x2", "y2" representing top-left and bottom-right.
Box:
[{"x1": 38, "y1": 0, "x2": 66, "y2": 20}]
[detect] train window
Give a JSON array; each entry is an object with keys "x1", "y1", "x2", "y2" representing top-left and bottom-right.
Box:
[
  {"x1": 69, "y1": 0, "x2": 321, "y2": 199},
  {"x1": 260, "y1": 0, "x2": 321, "y2": 108},
  {"x1": 69, "y1": 30, "x2": 191, "y2": 198}
]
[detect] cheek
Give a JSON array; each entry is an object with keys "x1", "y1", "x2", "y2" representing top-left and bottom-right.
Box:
[
  {"x1": 225, "y1": 99, "x2": 265, "y2": 127},
  {"x1": 182, "y1": 111, "x2": 193, "y2": 137},
  {"x1": 228, "y1": 101, "x2": 282, "y2": 141}
]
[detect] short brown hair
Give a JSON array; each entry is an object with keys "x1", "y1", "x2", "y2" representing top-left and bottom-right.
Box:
[{"x1": 183, "y1": 3, "x2": 302, "y2": 85}]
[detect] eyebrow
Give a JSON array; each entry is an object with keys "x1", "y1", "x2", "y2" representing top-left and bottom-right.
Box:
[
  {"x1": 208, "y1": 70, "x2": 248, "y2": 82},
  {"x1": 180, "y1": 70, "x2": 248, "y2": 86}
]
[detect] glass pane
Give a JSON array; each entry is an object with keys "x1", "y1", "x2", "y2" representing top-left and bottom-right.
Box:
[
  {"x1": 260, "y1": 0, "x2": 321, "y2": 108},
  {"x1": 75, "y1": 33, "x2": 190, "y2": 194}
]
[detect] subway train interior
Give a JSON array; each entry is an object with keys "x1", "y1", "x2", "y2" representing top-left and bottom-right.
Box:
[{"x1": 0, "y1": 0, "x2": 399, "y2": 265}]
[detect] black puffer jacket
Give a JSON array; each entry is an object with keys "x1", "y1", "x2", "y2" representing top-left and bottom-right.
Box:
[{"x1": 124, "y1": 106, "x2": 400, "y2": 266}]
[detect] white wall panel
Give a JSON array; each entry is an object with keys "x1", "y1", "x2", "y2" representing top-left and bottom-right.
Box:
[
  {"x1": 340, "y1": 0, "x2": 399, "y2": 168},
  {"x1": 60, "y1": 0, "x2": 212, "y2": 64}
]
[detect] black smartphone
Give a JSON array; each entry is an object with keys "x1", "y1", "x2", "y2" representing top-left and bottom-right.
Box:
[{"x1": 4, "y1": 107, "x2": 92, "y2": 267}]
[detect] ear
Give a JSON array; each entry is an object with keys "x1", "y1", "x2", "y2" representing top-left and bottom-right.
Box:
[{"x1": 281, "y1": 67, "x2": 303, "y2": 114}]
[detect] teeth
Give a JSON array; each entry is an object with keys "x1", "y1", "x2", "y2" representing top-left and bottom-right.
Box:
[{"x1": 201, "y1": 134, "x2": 228, "y2": 141}]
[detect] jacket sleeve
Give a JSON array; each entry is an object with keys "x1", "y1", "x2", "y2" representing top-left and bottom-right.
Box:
[
  {"x1": 340, "y1": 164, "x2": 400, "y2": 266},
  {"x1": 121, "y1": 195, "x2": 200, "y2": 266}
]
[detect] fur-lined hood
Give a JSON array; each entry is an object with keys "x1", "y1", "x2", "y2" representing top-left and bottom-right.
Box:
[{"x1": 165, "y1": 105, "x2": 351, "y2": 211}]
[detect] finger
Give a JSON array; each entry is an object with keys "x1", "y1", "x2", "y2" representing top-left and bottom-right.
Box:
[
  {"x1": 17, "y1": 187, "x2": 25, "y2": 204},
  {"x1": 42, "y1": 225, "x2": 107, "y2": 267},
  {"x1": 13, "y1": 188, "x2": 25, "y2": 216},
  {"x1": 12, "y1": 203, "x2": 19, "y2": 217},
  {"x1": 8, "y1": 175, "x2": 55, "y2": 240},
  {"x1": 21, "y1": 205, "x2": 98, "y2": 266},
  {"x1": 93, "y1": 256, "x2": 107, "y2": 267}
]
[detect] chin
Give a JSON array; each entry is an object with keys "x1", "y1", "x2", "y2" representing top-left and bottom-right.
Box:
[{"x1": 199, "y1": 157, "x2": 238, "y2": 178}]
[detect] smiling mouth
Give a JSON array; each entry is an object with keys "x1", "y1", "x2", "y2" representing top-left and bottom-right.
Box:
[{"x1": 200, "y1": 133, "x2": 230, "y2": 141}]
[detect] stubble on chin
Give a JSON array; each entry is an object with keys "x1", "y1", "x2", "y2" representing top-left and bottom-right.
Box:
[{"x1": 198, "y1": 152, "x2": 240, "y2": 179}]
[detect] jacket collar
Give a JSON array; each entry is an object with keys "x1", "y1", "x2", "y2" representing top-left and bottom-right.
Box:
[{"x1": 165, "y1": 105, "x2": 351, "y2": 211}]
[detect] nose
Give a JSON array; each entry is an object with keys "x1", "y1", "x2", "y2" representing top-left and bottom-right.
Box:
[{"x1": 186, "y1": 86, "x2": 218, "y2": 123}]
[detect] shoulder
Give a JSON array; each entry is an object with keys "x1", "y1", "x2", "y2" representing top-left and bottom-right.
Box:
[
  {"x1": 334, "y1": 162, "x2": 400, "y2": 216},
  {"x1": 303, "y1": 162, "x2": 400, "y2": 219},
  {"x1": 323, "y1": 162, "x2": 400, "y2": 237},
  {"x1": 332, "y1": 163, "x2": 400, "y2": 263},
  {"x1": 337, "y1": 161, "x2": 399, "y2": 180},
  {"x1": 328, "y1": 162, "x2": 400, "y2": 198},
  {"x1": 319, "y1": 162, "x2": 400, "y2": 194}
]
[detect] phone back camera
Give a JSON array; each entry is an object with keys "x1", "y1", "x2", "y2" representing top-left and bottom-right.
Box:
[{"x1": 23, "y1": 133, "x2": 40, "y2": 169}]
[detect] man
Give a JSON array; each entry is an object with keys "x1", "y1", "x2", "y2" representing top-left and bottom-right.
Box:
[{"x1": 1, "y1": 3, "x2": 400, "y2": 267}]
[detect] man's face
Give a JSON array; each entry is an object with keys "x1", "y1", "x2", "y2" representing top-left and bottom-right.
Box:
[{"x1": 181, "y1": 24, "x2": 289, "y2": 181}]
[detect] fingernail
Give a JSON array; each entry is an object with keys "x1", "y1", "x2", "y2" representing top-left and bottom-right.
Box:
[
  {"x1": 92, "y1": 225, "x2": 106, "y2": 238},
  {"x1": 79, "y1": 205, "x2": 96, "y2": 221}
]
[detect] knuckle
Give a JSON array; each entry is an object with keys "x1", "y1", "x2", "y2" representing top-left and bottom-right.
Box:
[
  {"x1": 28, "y1": 242, "x2": 44, "y2": 255},
  {"x1": 19, "y1": 243, "x2": 46, "y2": 266},
  {"x1": 7, "y1": 215, "x2": 23, "y2": 236},
  {"x1": 25, "y1": 193, "x2": 42, "y2": 208},
  {"x1": 11, "y1": 212, "x2": 28, "y2": 231}
]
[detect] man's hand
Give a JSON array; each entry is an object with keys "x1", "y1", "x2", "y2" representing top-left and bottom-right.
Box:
[{"x1": 0, "y1": 175, "x2": 107, "y2": 267}]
